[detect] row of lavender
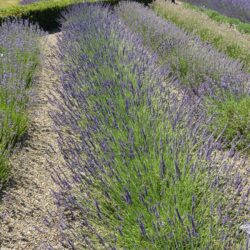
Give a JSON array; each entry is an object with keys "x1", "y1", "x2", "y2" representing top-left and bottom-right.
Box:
[
  {"x1": 117, "y1": 2, "x2": 249, "y2": 92},
  {"x1": 117, "y1": 2, "x2": 250, "y2": 150},
  {"x1": 0, "y1": 20, "x2": 43, "y2": 187},
  {"x1": 51, "y1": 4, "x2": 249, "y2": 249},
  {"x1": 183, "y1": 0, "x2": 250, "y2": 23}
]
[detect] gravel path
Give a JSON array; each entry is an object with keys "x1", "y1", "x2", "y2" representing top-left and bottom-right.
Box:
[{"x1": 0, "y1": 33, "x2": 65, "y2": 249}]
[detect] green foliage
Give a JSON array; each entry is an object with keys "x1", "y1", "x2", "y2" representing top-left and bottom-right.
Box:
[
  {"x1": 185, "y1": 3, "x2": 250, "y2": 35},
  {"x1": 206, "y1": 93, "x2": 250, "y2": 151},
  {"x1": 226, "y1": 44, "x2": 242, "y2": 58},
  {"x1": 0, "y1": 92, "x2": 28, "y2": 183}
]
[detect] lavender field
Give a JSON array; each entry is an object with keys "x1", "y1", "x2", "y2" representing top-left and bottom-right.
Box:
[
  {"x1": 184, "y1": 0, "x2": 250, "y2": 23},
  {"x1": 0, "y1": 1, "x2": 249, "y2": 249}
]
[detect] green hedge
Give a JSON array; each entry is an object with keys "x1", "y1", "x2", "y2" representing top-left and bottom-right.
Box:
[
  {"x1": 0, "y1": 0, "x2": 152, "y2": 31},
  {"x1": 0, "y1": 0, "x2": 112, "y2": 31}
]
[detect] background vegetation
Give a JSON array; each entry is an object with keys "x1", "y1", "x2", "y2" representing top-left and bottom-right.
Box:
[
  {"x1": 152, "y1": 0, "x2": 250, "y2": 71},
  {"x1": 184, "y1": 3, "x2": 250, "y2": 34},
  {"x1": 0, "y1": 0, "x2": 19, "y2": 8}
]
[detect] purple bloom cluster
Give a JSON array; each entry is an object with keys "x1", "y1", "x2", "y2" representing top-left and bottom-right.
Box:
[
  {"x1": 51, "y1": 3, "x2": 249, "y2": 249},
  {"x1": 116, "y1": 2, "x2": 250, "y2": 95},
  {"x1": 0, "y1": 19, "x2": 44, "y2": 186},
  {"x1": 184, "y1": 0, "x2": 250, "y2": 23}
]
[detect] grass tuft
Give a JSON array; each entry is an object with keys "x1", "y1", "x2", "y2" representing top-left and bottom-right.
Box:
[{"x1": 205, "y1": 93, "x2": 250, "y2": 151}]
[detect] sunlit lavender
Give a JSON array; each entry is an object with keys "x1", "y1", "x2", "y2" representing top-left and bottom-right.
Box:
[
  {"x1": 116, "y1": 2, "x2": 249, "y2": 94},
  {"x1": 50, "y1": 4, "x2": 249, "y2": 249},
  {"x1": 0, "y1": 19, "x2": 43, "y2": 186},
  {"x1": 116, "y1": 2, "x2": 250, "y2": 149},
  {"x1": 184, "y1": 0, "x2": 250, "y2": 23}
]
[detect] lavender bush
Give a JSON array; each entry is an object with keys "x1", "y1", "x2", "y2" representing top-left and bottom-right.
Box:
[
  {"x1": 51, "y1": 4, "x2": 249, "y2": 249},
  {"x1": 0, "y1": 19, "x2": 43, "y2": 186},
  {"x1": 184, "y1": 0, "x2": 250, "y2": 23}
]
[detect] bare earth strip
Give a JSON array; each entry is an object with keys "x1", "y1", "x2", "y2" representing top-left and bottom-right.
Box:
[{"x1": 0, "y1": 33, "x2": 65, "y2": 249}]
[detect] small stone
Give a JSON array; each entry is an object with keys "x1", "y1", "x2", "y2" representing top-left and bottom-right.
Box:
[
  {"x1": 240, "y1": 223, "x2": 250, "y2": 235},
  {"x1": 8, "y1": 226, "x2": 13, "y2": 233}
]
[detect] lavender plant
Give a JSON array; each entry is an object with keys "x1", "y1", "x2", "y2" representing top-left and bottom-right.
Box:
[
  {"x1": 51, "y1": 4, "x2": 249, "y2": 249},
  {"x1": 183, "y1": 0, "x2": 250, "y2": 24},
  {"x1": 0, "y1": 19, "x2": 43, "y2": 186}
]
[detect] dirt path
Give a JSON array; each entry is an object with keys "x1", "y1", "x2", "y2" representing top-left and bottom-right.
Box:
[{"x1": 0, "y1": 33, "x2": 65, "y2": 249}]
